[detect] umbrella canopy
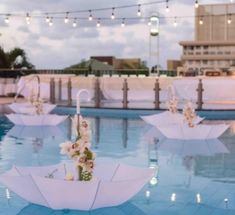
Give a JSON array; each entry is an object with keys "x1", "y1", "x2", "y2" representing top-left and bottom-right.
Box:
[
  {"x1": 0, "y1": 162, "x2": 154, "y2": 210},
  {"x1": 9, "y1": 103, "x2": 56, "y2": 115},
  {"x1": 18, "y1": 202, "x2": 146, "y2": 215},
  {"x1": 5, "y1": 114, "x2": 67, "y2": 126},
  {"x1": 157, "y1": 124, "x2": 229, "y2": 140},
  {"x1": 140, "y1": 111, "x2": 204, "y2": 127},
  {"x1": 6, "y1": 125, "x2": 65, "y2": 139},
  {"x1": 158, "y1": 138, "x2": 229, "y2": 157}
]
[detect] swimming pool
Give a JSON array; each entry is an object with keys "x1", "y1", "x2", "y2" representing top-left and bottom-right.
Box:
[{"x1": 0, "y1": 107, "x2": 235, "y2": 215}]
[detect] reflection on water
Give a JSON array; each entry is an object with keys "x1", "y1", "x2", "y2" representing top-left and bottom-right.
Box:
[
  {"x1": 0, "y1": 115, "x2": 235, "y2": 214},
  {"x1": 17, "y1": 202, "x2": 147, "y2": 215}
]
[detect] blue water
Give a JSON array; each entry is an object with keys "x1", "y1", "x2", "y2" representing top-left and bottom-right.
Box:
[{"x1": 0, "y1": 108, "x2": 235, "y2": 215}]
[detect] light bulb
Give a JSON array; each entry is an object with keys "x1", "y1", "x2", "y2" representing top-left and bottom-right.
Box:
[
  {"x1": 73, "y1": 19, "x2": 77, "y2": 27},
  {"x1": 199, "y1": 17, "x2": 203, "y2": 25},
  {"x1": 195, "y1": 0, "x2": 199, "y2": 8},
  {"x1": 121, "y1": 19, "x2": 125, "y2": 27},
  {"x1": 46, "y1": 16, "x2": 50, "y2": 23},
  {"x1": 89, "y1": 10, "x2": 93, "y2": 21},
  {"x1": 96, "y1": 19, "x2": 101, "y2": 27},
  {"x1": 64, "y1": 13, "x2": 69, "y2": 23},
  {"x1": 49, "y1": 18, "x2": 53, "y2": 26},
  {"x1": 4, "y1": 16, "x2": 9, "y2": 24},
  {"x1": 111, "y1": 8, "x2": 115, "y2": 19}
]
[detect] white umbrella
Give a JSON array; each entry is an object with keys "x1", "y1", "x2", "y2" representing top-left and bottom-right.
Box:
[
  {"x1": 158, "y1": 138, "x2": 229, "y2": 157},
  {"x1": 6, "y1": 114, "x2": 67, "y2": 126},
  {"x1": 140, "y1": 111, "x2": 204, "y2": 127},
  {"x1": 6, "y1": 125, "x2": 65, "y2": 139},
  {"x1": 0, "y1": 162, "x2": 154, "y2": 210},
  {"x1": 17, "y1": 202, "x2": 146, "y2": 215},
  {"x1": 9, "y1": 103, "x2": 56, "y2": 114},
  {"x1": 156, "y1": 124, "x2": 229, "y2": 140}
]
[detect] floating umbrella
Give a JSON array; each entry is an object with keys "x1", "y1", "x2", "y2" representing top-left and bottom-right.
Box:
[
  {"x1": 9, "y1": 103, "x2": 56, "y2": 115},
  {"x1": 156, "y1": 124, "x2": 229, "y2": 140},
  {"x1": 5, "y1": 114, "x2": 67, "y2": 126},
  {"x1": 17, "y1": 202, "x2": 147, "y2": 215},
  {"x1": 157, "y1": 138, "x2": 229, "y2": 157},
  {"x1": 0, "y1": 162, "x2": 154, "y2": 210},
  {"x1": 6, "y1": 125, "x2": 65, "y2": 139},
  {"x1": 140, "y1": 111, "x2": 204, "y2": 127}
]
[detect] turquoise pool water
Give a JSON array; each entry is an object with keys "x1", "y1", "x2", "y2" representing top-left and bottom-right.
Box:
[{"x1": 0, "y1": 108, "x2": 235, "y2": 215}]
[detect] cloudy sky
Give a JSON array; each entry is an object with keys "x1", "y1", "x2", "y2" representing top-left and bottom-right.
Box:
[{"x1": 0, "y1": 0, "x2": 225, "y2": 69}]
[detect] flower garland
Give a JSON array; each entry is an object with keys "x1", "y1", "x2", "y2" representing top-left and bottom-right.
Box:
[
  {"x1": 183, "y1": 101, "x2": 196, "y2": 127},
  {"x1": 28, "y1": 94, "x2": 44, "y2": 115},
  {"x1": 166, "y1": 96, "x2": 178, "y2": 113},
  {"x1": 60, "y1": 116, "x2": 95, "y2": 181}
]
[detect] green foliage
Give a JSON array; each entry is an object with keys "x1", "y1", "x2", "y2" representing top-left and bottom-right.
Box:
[{"x1": 0, "y1": 46, "x2": 34, "y2": 69}]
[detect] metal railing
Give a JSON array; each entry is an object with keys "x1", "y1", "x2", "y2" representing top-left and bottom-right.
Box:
[{"x1": 49, "y1": 77, "x2": 205, "y2": 110}]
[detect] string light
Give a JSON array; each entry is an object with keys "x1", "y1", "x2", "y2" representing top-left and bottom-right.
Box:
[
  {"x1": 137, "y1": 4, "x2": 141, "y2": 16},
  {"x1": 49, "y1": 17, "x2": 53, "y2": 26},
  {"x1": 45, "y1": 14, "x2": 50, "y2": 23},
  {"x1": 173, "y1": 17, "x2": 178, "y2": 27},
  {"x1": 195, "y1": 0, "x2": 199, "y2": 8},
  {"x1": 72, "y1": 18, "x2": 77, "y2": 27},
  {"x1": 4, "y1": 15, "x2": 9, "y2": 24},
  {"x1": 228, "y1": 14, "x2": 232, "y2": 24},
  {"x1": 111, "y1": 8, "x2": 115, "y2": 19},
  {"x1": 26, "y1": 13, "x2": 30, "y2": 25},
  {"x1": 88, "y1": 10, "x2": 93, "y2": 21},
  {"x1": 199, "y1": 16, "x2": 203, "y2": 25},
  {"x1": 166, "y1": 0, "x2": 170, "y2": 13},
  {"x1": 96, "y1": 18, "x2": 101, "y2": 27},
  {"x1": 64, "y1": 12, "x2": 69, "y2": 23},
  {"x1": 121, "y1": 18, "x2": 125, "y2": 27}
]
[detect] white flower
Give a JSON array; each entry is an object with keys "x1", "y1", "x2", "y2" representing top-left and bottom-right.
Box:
[{"x1": 59, "y1": 141, "x2": 73, "y2": 155}]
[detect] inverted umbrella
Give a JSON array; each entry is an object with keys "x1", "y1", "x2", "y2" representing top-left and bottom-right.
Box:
[
  {"x1": 5, "y1": 114, "x2": 67, "y2": 126},
  {"x1": 140, "y1": 111, "x2": 204, "y2": 127},
  {"x1": 0, "y1": 162, "x2": 154, "y2": 210},
  {"x1": 6, "y1": 125, "x2": 65, "y2": 139},
  {"x1": 9, "y1": 103, "x2": 56, "y2": 115},
  {"x1": 157, "y1": 138, "x2": 229, "y2": 157},
  {"x1": 156, "y1": 124, "x2": 229, "y2": 140},
  {"x1": 17, "y1": 202, "x2": 147, "y2": 215}
]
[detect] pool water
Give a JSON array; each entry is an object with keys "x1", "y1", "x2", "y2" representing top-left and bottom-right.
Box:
[{"x1": 0, "y1": 109, "x2": 235, "y2": 215}]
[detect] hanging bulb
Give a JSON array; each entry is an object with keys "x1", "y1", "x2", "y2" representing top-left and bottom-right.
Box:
[
  {"x1": 49, "y1": 17, "x2": 53, "y2": 26},
  {"x1": 166, "y1": 0, "x2": 170, "y2": 12},
  {"x1": 147, "y1": 20, "x2": 151, "y2": 26},
  {"x1": 199, "y1": 16, "x2": 203, "y2": 25},
  {"x1": 89, "y1": 10, "x2": 93, "y2": 21},
  {"x1": 173, "y1": 17, "x2": 178, "y2": 27},
  {"x1": 137, "y1": 4, "x2": 141, "y2": 16},
  {"x1": 195, "y1": 0, "x2": 199, "y2": 8},
  {"x1": 96, "y1": 18, "x2": 101, "y2": 27},
  {"x1": 228, "y1": 14, "x2": 232, "y2": 24},
  {"x1": 64, "y1": 12, "x2": 69, "y2": 23},
  {"x1": 4, "y1": 15, "x2": 9, "y2": 24},
  {"x1": 26, "y1": 13, "x2": 30, "y2": 24},
  {"x1": 45, "y1": 15, "x2": 50, "y2": 23},
  {"x1": 121, "y1": 18, "x2": 125, "y2": 27},
  {"x1": 111, "y1": 8, "x2": 115, "y2": 19},
  {"x1": 72, "y1": 18, "x2": 77, "y2": 27}
]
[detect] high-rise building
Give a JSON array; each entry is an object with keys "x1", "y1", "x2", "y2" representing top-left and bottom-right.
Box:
[{"x1": 180, "y1": 3, "x2": 235, "y2": 75}]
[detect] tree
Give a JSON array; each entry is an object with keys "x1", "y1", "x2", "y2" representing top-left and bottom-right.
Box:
[{"x1": 0, "y1": 47, "x2": 34, "y2": 69}]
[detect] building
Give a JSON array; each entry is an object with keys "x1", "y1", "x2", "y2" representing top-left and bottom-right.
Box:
[
  {"x1": 167, "y1": 60, "x2": 182, "y2": 71},
  {"x1": 90, "y1": 56, "x2": 142, "y2": 69},
  {"x1": 180, "y1": 3, "x2": 235, "y2": 75}
]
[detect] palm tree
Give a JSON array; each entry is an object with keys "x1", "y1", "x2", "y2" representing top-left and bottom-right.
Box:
[{"x1": 0, "y1": 47, "x2": 34, "y2": 69}]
